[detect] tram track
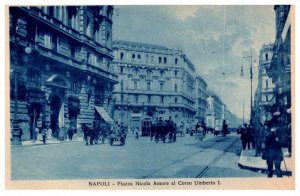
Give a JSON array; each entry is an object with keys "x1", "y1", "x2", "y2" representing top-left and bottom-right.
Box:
[
  {"x1": 195, "y1": 137, "x2": 239, "y2": 178},
  {"x1": 140, "y1": 136, "x2": 239, "y2": 179}
]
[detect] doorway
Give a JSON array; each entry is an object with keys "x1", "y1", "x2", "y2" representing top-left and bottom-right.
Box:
[{"x1": 50, "y1": 94, "x2": 63, "y2": 139}]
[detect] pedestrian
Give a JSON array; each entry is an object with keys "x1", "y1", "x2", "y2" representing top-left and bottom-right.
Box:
[
  {"x1": 41, "y1": 126, "x2": 47, "y2": 144},
  {"x1": 247, "y1": 124, "x2": 255, "y2": 149},
  {"x1": 240, "y1": 123, "x2": 248, "y2": 150},
  {"x1": 262, "y1": 127, "x2": 283, "y2": 178},
  {"x1": 46, "y1": 125, "x2": 52, "y2": 140},
  {"x1": 69, "y1": 126, "x2": 73, "y2": 141},
  {"x1": 34, "y1": 126, "x2": 40, "y2": 141},
  {"x1": 135, "y1": 127, "x2": 139, "y2": 140}
]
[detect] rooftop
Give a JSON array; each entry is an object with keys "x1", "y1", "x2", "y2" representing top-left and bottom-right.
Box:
[{"x1": 113, "y1": 40, "x2": 169, "y2": 51}]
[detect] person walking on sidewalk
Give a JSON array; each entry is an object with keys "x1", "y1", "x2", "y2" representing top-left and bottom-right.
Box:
[
  {"x1": 41, "y1": 126, "x2": 48, "y2": 144},
  {"x1": 263, "y1": 127, "x2": 283, "y2": 178},
  {"x1": 240, "y1": 123, "x2": 249, "y2": 150}
]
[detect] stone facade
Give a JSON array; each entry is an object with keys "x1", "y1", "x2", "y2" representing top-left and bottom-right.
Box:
[
  {"x1": 267, "y1": 5, "x2": 291, "y2": 146},
  {"x1": 254, "y1": 43, "x2": 275, "y2": 123},
  {"x1": 195, "y1": 76, "x2": 207, "y2": 123},
  {"x1": 112, "y1": 40, "x2": 198, "y2": 130},
  {"x1": 9, "y1": 6, "x2": 117, "y2": 142}
]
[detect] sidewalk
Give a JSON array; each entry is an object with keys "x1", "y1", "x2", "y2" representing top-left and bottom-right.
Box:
[
  {"x1": 21, "y1": 137, "x2": 83, "y2": 147},
  {"x1": 238, "y1": 148, "x2": 293, "y2": 176}
]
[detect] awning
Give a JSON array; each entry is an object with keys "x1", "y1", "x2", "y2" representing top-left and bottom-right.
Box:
[{"x1": 95, "y1": 106, "x2": 114, "y2": 124}]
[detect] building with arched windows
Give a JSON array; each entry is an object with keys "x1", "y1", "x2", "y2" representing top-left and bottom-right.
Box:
[
  {"x1": 253, "y1": 43, "x2": 275, "y2": 123},
  {"x1": 112, "y1": 40, "x2": 198, "y2": 130},
  {"x1": 9, "y1": 6, "x2": 117, "y2": 143}
]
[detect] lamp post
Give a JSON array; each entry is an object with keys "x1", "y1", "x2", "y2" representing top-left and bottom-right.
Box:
[{"x1": 242, "y1": 50, "x2": 256, "y2": 123}]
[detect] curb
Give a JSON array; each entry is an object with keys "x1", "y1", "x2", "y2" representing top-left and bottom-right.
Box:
[{"x1": 238, "y1": 161, "x2": 292, "y2": 177}]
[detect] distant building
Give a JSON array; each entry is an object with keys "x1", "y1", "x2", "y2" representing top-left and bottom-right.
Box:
[
  {"x1": 9, "y1": 6, "x2": 117, "y2": 143},
  {"x1": 195, "y1": 76, "x2": 208, "y2": 123},
  {"x1": 112, "y1": 40, "x2": 197, "y2": 130}
]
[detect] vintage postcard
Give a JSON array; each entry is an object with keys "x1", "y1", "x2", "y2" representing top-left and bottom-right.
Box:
[{"x1": 5, "y1": 3, "x2": 295, "y2": 190}]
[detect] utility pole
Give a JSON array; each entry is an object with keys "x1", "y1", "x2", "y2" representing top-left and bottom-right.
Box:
[
  {"x1": 243, "y1": 97, "x2": 244, "y2": 125},
  {"x1": 242, "y1": 50, "x2": 255, "y2": 123}
]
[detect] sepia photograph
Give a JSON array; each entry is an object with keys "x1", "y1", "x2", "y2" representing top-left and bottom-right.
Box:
[{"x1": 5, "y1": 1, "x2": 295, "y2": 190}]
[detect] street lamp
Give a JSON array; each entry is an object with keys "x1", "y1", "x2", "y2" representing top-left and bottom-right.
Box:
[{"x1": 241, "y1": 50, "x2": 256, "y2": 123}]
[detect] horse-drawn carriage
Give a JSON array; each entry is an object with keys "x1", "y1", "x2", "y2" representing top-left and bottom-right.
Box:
[
  {"x1": 80, "y1": 122, "x2": 127, "y2": 146},
  {"x1": 149, "y1": 120, "x2": 177, "y2": 143}
]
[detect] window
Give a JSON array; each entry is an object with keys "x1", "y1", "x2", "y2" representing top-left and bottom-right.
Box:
[
  {"x1": 160, "y1": 82, "x2": 164, "y2": 91},
  {"x1": 134, "y1": 81, "x2": 138, "y2": 90},
  {"x1": 70, "y1": 80, "x2": 81, "y2": 94},
  {"x1": 159, "y1": 57, "x2": 162, "y2": 63},
  {"x1": 121, "y1": 94, "x2": 124, "y2": 102},
  {"x1": 133, "y1": 68, "x2": 139, "y2": 76},
  {"x1": 266, "y1": 95, "x2": 269, "y2": 102},
  {"x1": 147, "y1": 95, "x2": 151, "y2": 103},
  {"x1": 44, "y1": 33, "x2": 52, "y2": 49},
  {"x1": 134, "y1": 95, "x2": 138, "y2": 102},
  {"x1": 151, "y1": 56, "x2": 154, "y2": 63},
  {"x1": 147, "y1": 82, "x2": 151, "y2": 90},
  {"x1": 175, "y1": 58, "x2": 178, "y2": 64},
  {"x1": 145, "y1": 55, "x2": 149, "y2": 62},
  {"x1": 160, "y1": 96, "x2": 164, "y2": 103},
  {"x1": 27, "y1": 70, "x2": 41, "y2": 84},
  {"x1": 120, "y1": 66, "x2": 124, "y2": 73},
  {"x1": 160, "y1": 70, "x2": 165, "y2": 77},
  {"x1": 174, "y1": 70, "x2": 178, "y2": 77},
  {"x1": 164, "y1": 57, "x2": 167, "y2": 64},
  {"x1": 121, "y1": 80, "x2": 124, "y2": 90},
  {"x1": 146, "y1": 70, "x2": 152, "y2": 78},
  {"x1": 106, "y1": 31, "x2": 110, "y2": 41},
  {"x1": 175, "y1": 84, "x2": 178, "y2": 92},
  {"x1": 265, "y1": 53, "x2": 268, "y2": 61},
  {"x1": 120, "y1": 52, "x2": 124, "y2": 60},
  {"x1": 265, "y1": 80, "x2": 269, "y2": 89},
  {"x1": 132, "y1": 54, "x2": 135, "y2": 59},
  {"x1": 175, "y1": 97, "x2": 178, "y2": 103},
  {"x1": 137, "y1": 54, "x2": 141, "y2": 59}
]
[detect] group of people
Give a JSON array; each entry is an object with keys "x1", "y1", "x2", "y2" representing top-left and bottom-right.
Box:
[
  {"x1": 239, "y1": 123, "x2": 255, "y2": 150},
  {"x1": 240, "y1": 122, "x2": 285, "y2": 178}
]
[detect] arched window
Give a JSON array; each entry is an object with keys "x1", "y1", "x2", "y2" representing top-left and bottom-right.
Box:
[
  {"x1": 175, "y1": 58, "x2": 178, "y2": 65},
  {"x1": 265, "y1": 53, "x2": 268, "y2": 61},
  {"x1": 163, "y1": 57, "x2": 167, "y2": 64},
  {"x1": 120, "y1": 52, "x2": 124, "y2": 60},
  {"x1": 133, "y1": 68, "x2": 139, "y2": 76},
  {"x1": 146, "y1": 70, "x2": 152, "y2": 78},
  {"x1": 159, "y1": 57, "x2": 162, "y2": 63},
  {"x1": 147, "y1": 82, "x2": 151, "y2": 90}
]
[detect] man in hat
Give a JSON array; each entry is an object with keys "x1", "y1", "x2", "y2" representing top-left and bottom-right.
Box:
[{"x1": 263, "y1": 126, "x2": 283, "y2": 178}]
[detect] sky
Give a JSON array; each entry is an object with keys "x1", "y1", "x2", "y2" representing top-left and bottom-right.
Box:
[{"x1": 112, "y1": 5, "x2": 276, "y2": 120}]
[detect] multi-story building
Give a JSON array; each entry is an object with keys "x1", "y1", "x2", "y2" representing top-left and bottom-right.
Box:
[
  {"x1": 9, "y1": 6, "x2": 117, "y2": 143},
  {"x1": 254, "y1": 43, "x2": 275, "y2": 123},
  {"x1": 206, "y1": 90, "x2": 223, "y2": 129},
  {"x1": 195, "y1": 76, "x2": 207, "y2": 123},
  {"x1": 112, "y1": 40, "x2": 197, "y2": 130},
  {"x1": 268, "y1": 5, "x2": 292, "y2": 148}
]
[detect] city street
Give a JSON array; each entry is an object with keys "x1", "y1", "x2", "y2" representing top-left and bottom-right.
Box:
[{"x1": 11, "y1": 133, "x2": 265, "y2": 180}]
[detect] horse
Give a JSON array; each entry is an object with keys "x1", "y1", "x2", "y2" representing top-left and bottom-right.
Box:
[{"x1": 81, "y1": 124, "x2": 96, "y2": 145}]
